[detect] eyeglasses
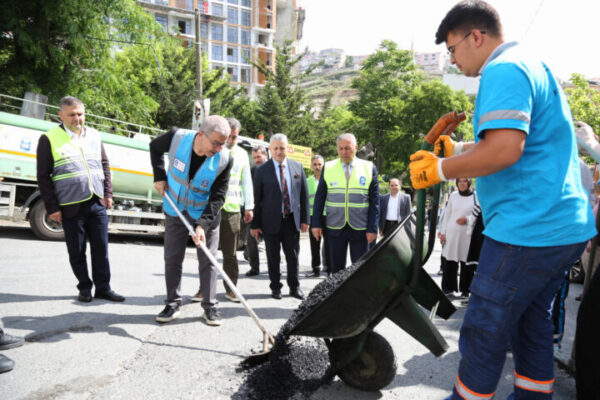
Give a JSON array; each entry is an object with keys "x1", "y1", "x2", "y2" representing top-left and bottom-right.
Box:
[
  {"x1": 446, "y1": 30, "x2": 486, "y2": 57},
  {"x1": 208, "y1": 138, "x2": 226, "y2": 149}
]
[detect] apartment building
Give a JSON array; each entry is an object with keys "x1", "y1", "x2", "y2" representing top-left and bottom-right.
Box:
[
  {"x1": 138, "y1": 0, "x2": 296, "y2": 97},
  {"x1": 413, "y1": 51, "x2": 448, "y2": 74}
]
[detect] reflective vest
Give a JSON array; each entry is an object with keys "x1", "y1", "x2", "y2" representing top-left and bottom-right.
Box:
[
  {"x1": 307, "y1": 175, "x2": 325, "y2": 217},
  {"x1": 323, "y1": 158, "x2": 373, "y2": 230},
  {"x1": 222, "y1": 145, "x2": 248, "y2": 213},
  {"x1": 44, "y1": 126, "x2": 105, "y2": 206},
  {"x1": 163, "y1": 129, "x2": 230, "y2": 220}
]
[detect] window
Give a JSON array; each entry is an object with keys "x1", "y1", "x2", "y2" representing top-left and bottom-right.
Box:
[
  {"x1": 200, "y1": 22, "x2": 208, "y2": 38},
  {"x1": 228, "y1": 0, "x2": 238, "y2": 4},
  {"x1": 240, "y1": 29, "x2": 250, "y2": 45},
  {"x1": 212, "y1": 2, "x2": 223, "y2": 16},
  {"x1": 211, "y1": 63, "x2": 223, "y2": 70},
  {"x1": 154, "y1": 14, "x2": 168, "y2": 31},
  {"x1": 227, "y1": 66, "x2": 239, "y2": 82},
  {"x1": 211, "y1": 24, "x2": 223, "y2": 41},
  {"x1": 175, "y1": 0, "x2": 193, "y2": 9},
  {"x1": 240, "y1": 67, "x2": 251, "y2": 83},
  {"x1": 227, "y1": 26, "x2": 238, "y2": 43},
  {"x1": 227, "y1": 7, "x2": 238, "y2": 24},
  {"x1": 241, "y1": 48, "x2": 251, "y2": 64},
  {"x1": 227, "y1": 46, "x2": 238, "y2": 62},
  {"x1": 177, "y1": 19, "x2": 191, "y2": 34},
  {"x1": 212, "y1": 44, "x2": 223, "y2": 61},
  {"x1": 241, "y1": 9, "x2": 251, "y2": 26},
  {"x1": 241, "y1": 0, "x2": 251, "y2": 7}
]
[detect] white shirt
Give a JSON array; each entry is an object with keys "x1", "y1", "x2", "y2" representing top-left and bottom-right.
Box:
[
  {"x1": 64, "y1": 126, "x2": 86, "y2": 145},
  {"x1": 386, "y1": 193, "x2": 400, "y2": 221}
]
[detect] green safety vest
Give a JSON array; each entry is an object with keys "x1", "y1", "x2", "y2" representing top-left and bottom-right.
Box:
[
  {"x1": 222, "y1": 145, "x2": 249, "y2": 213},
  {"x1": 307, "y1": 175, "x2": 325, "y2": 217},
  {"x1": 323, "y1": 158, "x2": 373, "y2": 230},
  {"x1": 44, "y1": 126, "x2": 105, "y2": 206}
]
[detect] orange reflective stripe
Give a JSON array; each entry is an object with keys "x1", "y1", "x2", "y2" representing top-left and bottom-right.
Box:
[
  {"x1": 514, "y1": 371, "x2": 554, "y2": 393},
  {"x1": 455, "y1": 375, "x2": 495, "y2": 400}
]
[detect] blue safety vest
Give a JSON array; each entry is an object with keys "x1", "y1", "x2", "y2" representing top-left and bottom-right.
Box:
[{"x1": 163, "y1": 129, "x2": 230, "y2": 220}]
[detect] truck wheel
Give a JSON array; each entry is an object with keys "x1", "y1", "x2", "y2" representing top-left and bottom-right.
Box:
[
  {"x1": 335, "y1": 332, "x2": 397, "y2": 391},
  {"x1": 29, "y1": 201, "x2": 64, "y2": 241}
]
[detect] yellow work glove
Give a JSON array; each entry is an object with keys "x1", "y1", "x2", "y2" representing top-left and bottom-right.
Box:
[
  {"x1": 409, "y1": 150, "x2": 447, "y2": 189},
  {"x1": 434, "y1": 135, "x2": 464, "y2": 157}
]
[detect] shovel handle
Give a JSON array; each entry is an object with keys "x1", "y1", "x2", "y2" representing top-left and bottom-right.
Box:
[{"x1": 163, "y1": 193, "x2": 275, "y2": 344}]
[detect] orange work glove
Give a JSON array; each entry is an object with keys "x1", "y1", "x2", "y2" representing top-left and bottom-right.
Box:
[
  {"x1": 434, "y1": 135, "x2": 464, "y2": 157},
  {"x1": 409, "y1": 150, "x2": 446, "y2": 189}
]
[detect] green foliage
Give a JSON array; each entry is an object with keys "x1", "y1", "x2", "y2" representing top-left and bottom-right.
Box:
[
  {"x1": 253, "y1": 41, "x2": 318, "y2": 144},
  {"x1": 0, "y1": 0, "x2": 161, "y2": 102},
  {"x1": 565, "y1": 73, "x2": 600, "y2": 133},
  {"x1": 348, "y1": 40, "x2": 473, "y2": 178}
]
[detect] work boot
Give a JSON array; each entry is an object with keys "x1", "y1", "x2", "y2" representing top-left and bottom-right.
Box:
[
  {"x1": 191, "y1": 289, "x2": 203, "y2": 302},
  {"x1": 0, "y1": 354, "x2": 15, "y2": 374}
]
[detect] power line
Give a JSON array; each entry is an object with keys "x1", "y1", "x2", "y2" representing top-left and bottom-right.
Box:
[{"x1": 521, "y1": 0, "x2": 545, "y2": 41}]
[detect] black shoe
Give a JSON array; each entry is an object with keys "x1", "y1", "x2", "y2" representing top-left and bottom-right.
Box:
[
  {"x1": 156, "y1": 304, "x2": 180, "y2": 323},
  {"x1": 94, "y1": 290, "x2": 125, "y2": 302},
  {"x1": 289, "y1": 288, "x2": 305, "y2": 300},
  {"x1": 246, "y1": 269, "x2": 259, "y2": 277},
  {"x1": 271, "y1": 291, "x2": 282, "y2": 300},
  {"x1": 0, "y1": 332, "x2": 24, "y2": 350},
  {"x1": 203, "y1": 307, "x2": 222, "y2": 326},
  {"x1": 0, "y1": 354, "x2": 15, "y2": 374},
  {"x1": 78, "y1": 290, "x2": 92, "y2": 303},
  {"x1": 305, "y1": 271, "x2": 320, "y2": 278}
]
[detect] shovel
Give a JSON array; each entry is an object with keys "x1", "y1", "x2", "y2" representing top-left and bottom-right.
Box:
[{"x1": 163, "y1": 192, "x2": 275, "y2": 366}]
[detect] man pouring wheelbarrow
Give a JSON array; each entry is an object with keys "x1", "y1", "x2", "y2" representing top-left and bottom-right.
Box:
[{"x1": 409, "y1": 1, "x2": 595, "y2": 399}]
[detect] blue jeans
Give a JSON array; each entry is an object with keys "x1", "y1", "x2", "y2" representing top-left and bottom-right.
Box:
[{"x1": 446, "y1": 237, "x2": 585, "y2": 400}]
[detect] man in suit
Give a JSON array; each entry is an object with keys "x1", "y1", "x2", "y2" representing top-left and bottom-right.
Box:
[
  {"x1": 36, "y1": 96, "x2": 125, "y2": 303},
  {"x1": 311, "y1": 133, "x2": 379, "y2": 274},
  {"x1": 379, "y1": 178, "x2": 412, "y2": 237},
  {"x1": 245, "y1": 145, "x2": 268, "y2": 276},
  {"x1": 251, "y1": 133, "x2": 309, "y2": 300}
]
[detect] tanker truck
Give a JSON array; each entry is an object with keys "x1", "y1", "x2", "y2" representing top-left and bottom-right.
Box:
[{"x1": 0, "y1": 104, "x2": 269, "y2": 240}]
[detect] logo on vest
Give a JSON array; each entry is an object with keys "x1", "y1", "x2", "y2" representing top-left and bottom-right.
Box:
[
  {"x1": 359, "y1": 176, "x2": 366, "y2": 186},
  {"x1": 330, "y1": 181, "x2": 338, "y2": 187},
  {"x1": 233, "y1": 164, "x2": 239, "y2": 173},
  {"x1": 200, "y1": 179, "x2": 210, "y2": 189},
  {"x1": 173, "y1": 158, "x2": 186, "y2": 173}
]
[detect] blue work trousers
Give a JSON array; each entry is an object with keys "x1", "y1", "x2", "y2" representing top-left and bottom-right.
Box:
[{"x1": 447, "y1": 237, "x2": 585, "y2": 400}]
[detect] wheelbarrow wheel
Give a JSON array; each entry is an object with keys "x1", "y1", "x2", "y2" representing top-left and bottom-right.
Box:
[{"x1": 335, "y1": 331, "x2": 397, "y2": 391}]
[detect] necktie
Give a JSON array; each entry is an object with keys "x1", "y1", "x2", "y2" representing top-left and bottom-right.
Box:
[
  {"x1": 280, "y1": 163, "x2": 291, "y2": 215},
  {"x1": 345, "y1": 163, "x2": 351, "y2": 182}
]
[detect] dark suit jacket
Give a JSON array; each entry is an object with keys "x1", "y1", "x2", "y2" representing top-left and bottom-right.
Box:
[
  {"x1": 311, "y1": 160, "x2": 380, "y2": 234},
  {"x1": 36, "y1": 124, "x2": 113, "y2": 218},
  {"x1": 378, "y1": 192, "x2": 412, "y2": 231},
  {"x1": 251, "y1": 158, "x2": 309, "y2": 234}
]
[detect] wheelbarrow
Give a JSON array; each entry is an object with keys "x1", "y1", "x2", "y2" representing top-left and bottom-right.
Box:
[{"x1": 286, "y1": 111, "x2": 466, "y2": 391}]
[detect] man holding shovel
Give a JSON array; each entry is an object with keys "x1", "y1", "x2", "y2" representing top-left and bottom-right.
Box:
[
  {"x1": 410, "y1": 1, "x2": 595, "y2": 399},
  {"x1": 150, "y1": 115, "x2": 233, "y2": 326}
]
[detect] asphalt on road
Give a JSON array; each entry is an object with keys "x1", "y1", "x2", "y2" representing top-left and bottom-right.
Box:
[{"x1": 0, "y1": 222, "x2": 580, "y2": 399}]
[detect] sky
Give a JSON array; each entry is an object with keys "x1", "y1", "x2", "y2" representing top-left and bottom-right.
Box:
[{"x1": 296, "y1": 0, "x2": 600, "y2": 80}]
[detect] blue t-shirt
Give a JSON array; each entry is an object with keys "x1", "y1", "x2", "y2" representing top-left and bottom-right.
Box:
[{"x1": 473, "y1": 42, "x2": 596, "y2": 246}]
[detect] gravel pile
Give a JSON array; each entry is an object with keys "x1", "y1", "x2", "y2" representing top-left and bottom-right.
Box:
[{"x1": 236, "y1": 262, "x2": 362, "y2": 400}]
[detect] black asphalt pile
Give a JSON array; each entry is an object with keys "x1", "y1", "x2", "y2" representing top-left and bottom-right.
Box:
[{"x1": 236, "y1": 262, "x2": 361, "y2": 399}]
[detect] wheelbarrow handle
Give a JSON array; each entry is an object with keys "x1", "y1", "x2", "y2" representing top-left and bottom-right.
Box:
[
  {"x1": 410, "y1": 111, "x2": 466, "y2": 292},
  {"x1": 163, "y1": 193, "x2": 275, "y2": 345},
  {"x1": 424, "y1": 111, "x2": 466, "y2": 146}
]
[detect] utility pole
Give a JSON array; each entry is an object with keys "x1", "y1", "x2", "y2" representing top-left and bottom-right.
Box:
[{"x1": 192, "y1": 7, "x2": 205, "y2": 130}]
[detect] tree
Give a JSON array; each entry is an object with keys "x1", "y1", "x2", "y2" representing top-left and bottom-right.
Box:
[
  {"x1": 0, "y1": 0, "x2": 161, "y2": 102},
  {"x1": 348, "y1": 40, "x2": 421, "y2": 174},
  {"x1": 565, "y1": 73, "x2": 600, "y2": 133},
  {"x1": 253, "y1": 41, "x2": 318, "y2": 144}
]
